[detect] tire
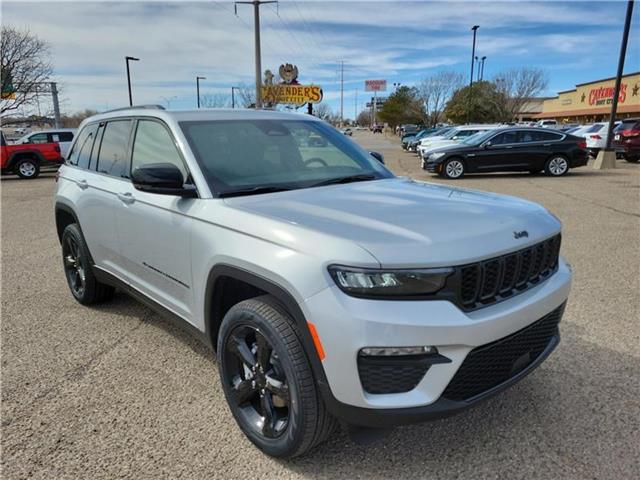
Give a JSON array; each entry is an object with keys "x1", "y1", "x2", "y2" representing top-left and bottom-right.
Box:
[
  {"x1": 624, "y1": 155, "x2": 639, "y2": 163},
  {"x1": 14, "y1": 157, "x2": 40, "y2": 179},
  {"x1": 61, "y1": 224, "x2": 115, "y2": 305},
  {"x1": 545, "y1": 155, "x2": 569, "y2": 176},
  {"x1": 217, "y1": 296, "x2": 337, "y2": 458},
  {"x1": 442, "y1": 157, "x2": 465, "y2": 179}
]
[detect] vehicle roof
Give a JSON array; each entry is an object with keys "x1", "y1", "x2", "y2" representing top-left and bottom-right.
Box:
[
  {"x1": 27, "y1": 128, "x2": 77, "y2": 133},
  {"x1": 84, "y1": 107, "x2": 323, "y2": 124}
]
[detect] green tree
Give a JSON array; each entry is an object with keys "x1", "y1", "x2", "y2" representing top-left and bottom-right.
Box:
[
  {"x1": 444, "y1": 81, "x2": 507, "y2": 124},
  {"x1": 377, "y1": 86, "x2": 425, "y2": 127}
]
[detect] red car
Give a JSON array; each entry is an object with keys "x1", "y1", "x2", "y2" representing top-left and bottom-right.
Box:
[
  {"x1": 613, "y1": 118, "x2": 640, "y2": 163},
  {"x1": 0, "y1": 131, "x2": 64, "y2": 179}
]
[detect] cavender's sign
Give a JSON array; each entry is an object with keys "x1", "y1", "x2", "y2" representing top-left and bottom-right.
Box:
[
  {"x1": 261, "y1": 85, "x2": 322, "y2": 104},
  {"x1": 262, "y1": 63, "x2": 323, "y2": 105}
]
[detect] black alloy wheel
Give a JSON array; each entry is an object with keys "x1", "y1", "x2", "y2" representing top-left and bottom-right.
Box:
[
  {"x1": 223, "y1": 324, "x2": 291, "y2": 439},
  {"x1": 63, "y1": 234, "x2": 86, "y2": 298}
]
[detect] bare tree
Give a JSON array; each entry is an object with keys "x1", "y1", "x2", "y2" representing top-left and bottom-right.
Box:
[
  {"x1": 1, "y1": 26, "x2": 54, "y2": 116},
  {"x1": 235, "y1": 83, "x2": 256, "y2": 108},
  {"x1": 493, "y1": 67, "x2": 549, "y2": 121},
  {"x1": 59, "y1": 109, "x2": 100, "y2": 127},
  {"x1": 418, "y1": 71, "x2": 464, "y2": 127},
  {"x1": 201, "y1": 93, "x2": 232, "y2": 108},
  {"x1": 356, "y1": 110, "x2": 371, "y2": 127},
  {"x1": 313, "y1": 103, "x2": 332, "y2": 120}
]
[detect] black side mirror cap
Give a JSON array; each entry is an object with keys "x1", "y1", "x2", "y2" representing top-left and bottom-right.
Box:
[
  {"x1": 131, "y1": 163, "x2": 197, "y2": 198},
  {"x1": 369, "y1": 151, "x2": 385, "y2": 164}
]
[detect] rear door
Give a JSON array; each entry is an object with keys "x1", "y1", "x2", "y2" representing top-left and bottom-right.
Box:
[
  {"x1": 114, "y1": 118, "x2": 195, "y2": 319},
  {"x1": 51, "y1": 131, "x2": 75, "y2": 157},
  {"x1": 72, "y1": 119, "x2": 134, "y2": 279}
]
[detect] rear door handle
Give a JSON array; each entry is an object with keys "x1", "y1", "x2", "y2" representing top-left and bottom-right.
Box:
[
  {"x1": 543, "y1": 143, "x2": 551, "y2": 146},
  {"x1": 77, "y1": 179, "x2": 89, "y2": 190},
  {"x1": 117, "y1": 192, "x2": 135, "y2": 204}
]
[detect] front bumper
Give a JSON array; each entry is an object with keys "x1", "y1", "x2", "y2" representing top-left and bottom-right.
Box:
[{"x1": 303, "y1": 258, "x2": 571, "y2": 424}]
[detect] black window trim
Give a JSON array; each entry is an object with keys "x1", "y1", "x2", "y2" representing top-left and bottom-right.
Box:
[
  {"x1": 484, "y1": 129, "x2": 566, "y2": 148},
  {"x1": 66, "y1": 121, "x2": 100, "y2": 168},
  {"x1": 94, "y1": 118, "x2": 135, "y2": 179}
]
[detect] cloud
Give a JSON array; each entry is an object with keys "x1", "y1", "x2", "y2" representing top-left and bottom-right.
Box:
[{"x1": 2, "y1": 1, "x2": 637, "y2": 116}]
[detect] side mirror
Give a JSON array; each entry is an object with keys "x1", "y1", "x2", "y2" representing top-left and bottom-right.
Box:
[
  {"x1": 131, "y1": 163, "x2": 197, "y2": 197},
  {"x1": 483, "y1": 141, "x2": 492, "y2": 149},
  {"x1": 369, "y1": 151, "x2": 385, "y2": 164}
]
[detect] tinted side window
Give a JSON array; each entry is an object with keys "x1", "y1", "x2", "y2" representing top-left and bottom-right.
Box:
[
  {"x1": 67, "y1": 124, "x2": 98, "y2": 167},
  {"x1": 492, "y1": 131, "x2": 518, "y2": 145},
  {"x1": 96, "y1": 120, "x2": 132, "y2": 178},
  {"x1": 131, "y1": 120, "x2": 187, "y2": 179},
  {"x1": 535, "y1": 131, "x2": 563, "y2": 141},
  {"x1": 28, "y1": 133, "x2": 49, "y2": 144},
  {"x1": 57, "y1": 132, "x2": 75, "y2": 142}
]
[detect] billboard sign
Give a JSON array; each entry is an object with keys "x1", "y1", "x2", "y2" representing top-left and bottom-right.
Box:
[{"x1": 365, "y1": 80, "x2": 387, "y2": 92}]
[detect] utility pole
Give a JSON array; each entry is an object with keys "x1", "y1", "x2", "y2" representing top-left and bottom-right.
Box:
[
  {"x1": 125, "y1": 56, "x2": 139, "y2": 106},
  {"x1": 196, "y1": 76, "x2": 206, "y2": 108},
  {"x1": 50, "y1": 82, "x2": 61, "y2": 128},
  {"x1": 340, "y1": 60, "x2": 344, "y2": 127},
  {"x1": 595, "y1": 0, "x2": 634, "y2": 169},
  {"x1": 235, "y1": 0, "x2": 277, "y2": 109},
  {"x1": 469, "y1": 25, "x2": 479, "y2": 87}
]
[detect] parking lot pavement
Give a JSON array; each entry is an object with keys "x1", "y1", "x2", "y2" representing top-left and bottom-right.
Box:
[{"x1": 2, "y1": 134, "x2": 639, "y2": 479}]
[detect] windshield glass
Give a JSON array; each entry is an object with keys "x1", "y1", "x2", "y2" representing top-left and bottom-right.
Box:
[
  {"x1": 180, "y1": 119, "x2": 392, "y2": 196},
  {"x1": 460, "y1": 130, "x2": 495, "y2": 145}
]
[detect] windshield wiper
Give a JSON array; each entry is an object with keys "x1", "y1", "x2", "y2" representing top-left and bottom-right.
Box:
[
  {"x1": 309, "y1": 174, "x2": 376, "y2": 188},
  {"x1": 219, "y1": 185, "x2": 293, "y2": 198}
]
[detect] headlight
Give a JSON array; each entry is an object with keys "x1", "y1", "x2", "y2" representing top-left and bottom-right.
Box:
[
  {"x1": 328, "y1": 266, "x2": 453, "y2": 298},
  {"x1": 429, "y1": 152, "x2": 446, "y2": 160}
]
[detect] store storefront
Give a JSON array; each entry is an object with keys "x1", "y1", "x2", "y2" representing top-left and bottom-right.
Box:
[{"x1": 534, "y1": 71, "x2": 640, "y2": 124}]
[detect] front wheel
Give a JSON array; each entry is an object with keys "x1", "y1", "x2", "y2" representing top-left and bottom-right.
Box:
[
  {"x1": 217, "y1": 296, "x2": 336, "y2": 458},
  {"x1": 545, "y1": 155, "x2": 569, "y2": 176},
  {"x1": 15, "y1": 158, "x2": 40, "y2": 179},
  {"x1": 442, "y1": 158, "x2": 465, "y2": 179}
]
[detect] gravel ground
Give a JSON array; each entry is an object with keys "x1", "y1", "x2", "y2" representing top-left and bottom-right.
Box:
[{"x1": 2, "y1": 131, "x2": 639, "y2": 479}]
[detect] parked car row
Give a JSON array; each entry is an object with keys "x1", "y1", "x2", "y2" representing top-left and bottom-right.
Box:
[{"x1": 399, "y1": 124, "x2": 592, "y2": 179}]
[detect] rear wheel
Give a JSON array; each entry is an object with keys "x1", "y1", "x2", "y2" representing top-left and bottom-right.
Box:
[
  {"x1": 624, "y1": 155, "x2": 639, "y2": 163},
  {"x1": 217, "y1": 296, "x2": 336, "y2": 458},
  {"x1": 442, "y1": 158, "x2": 465, "y2": 179},
  {"x1": 61, "y1": 224, "x2": 115, "y2": 304},
  {"x1": 14, "y1": 157, "x2": 40, "y2": 179},
  {"x1": 545, "y1": 155, "x2": 569, "y2": 176}
]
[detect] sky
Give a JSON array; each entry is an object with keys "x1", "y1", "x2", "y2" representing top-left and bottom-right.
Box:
[{"x1": 2, "y1": 0, "x2": 639, "y2": 119}]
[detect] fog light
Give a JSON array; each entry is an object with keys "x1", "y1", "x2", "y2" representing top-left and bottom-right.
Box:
[{"x1": 359, "y1": 346, "x2": 437, "y2": 356}]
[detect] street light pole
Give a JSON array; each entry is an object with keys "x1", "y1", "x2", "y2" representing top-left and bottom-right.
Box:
[
  {"x1": 595, "y1": 0, "x2": 634, "y2": 169},
  {"x1": 125, "y1": 56, "x2": 139, "y2": 106},
  {"x1": 470, "y1": 25, "x2": 479, "y2": 88},
  {"x1": 235, "y1": 0, "x2": 277, "y2": 109},
  {"x1": 480, "y1": 56, "x2": 487, "y2": 81},
  {"x1": 231, "y1": 86, "x2": 240, "y2": 108},
  {"x1": 196, "y1": 76, "x2": 206, "y2": 108}
]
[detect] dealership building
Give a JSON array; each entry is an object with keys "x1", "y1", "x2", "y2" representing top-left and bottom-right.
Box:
[{"x1": 533, "y1": 71, "x2": 640, "y2": 124}]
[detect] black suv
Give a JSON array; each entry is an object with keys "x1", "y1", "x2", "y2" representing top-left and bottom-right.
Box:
[{"x1": 423, "y1": 127, "x2": 588, "y2": 179}]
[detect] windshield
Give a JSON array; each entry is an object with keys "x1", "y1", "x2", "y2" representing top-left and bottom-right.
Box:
[
  {"x1": 461, "y1": 130, "x2": 496, "y2": 145},
  {"x1": 180, "y1": 119, "x2": 392, "y2": 196}
]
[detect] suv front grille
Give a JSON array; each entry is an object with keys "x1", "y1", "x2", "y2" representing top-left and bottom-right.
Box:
[
  {"x1": 442, "y1": 304, "x2": 564, "y2": 401},
  {"x1": 457, "y1": 235, "x2": 561, "y2": 311}
]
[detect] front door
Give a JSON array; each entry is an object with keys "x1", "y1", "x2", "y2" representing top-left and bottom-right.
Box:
[{"x1": 115, "y1": 119, "x2": 196, "y2": 320}]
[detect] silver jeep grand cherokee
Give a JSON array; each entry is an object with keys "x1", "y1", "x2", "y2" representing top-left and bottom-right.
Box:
[{"x1": 54, "y1": 106, "x2": 572, "y2": 458}]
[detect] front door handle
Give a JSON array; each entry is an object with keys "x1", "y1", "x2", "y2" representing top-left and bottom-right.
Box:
[
  {"x1": 77, "y1": 179, "x2": 89, "y2": 190},
  {"x1": 117, "y1": 192, "x2": 135, "y2": 205}
]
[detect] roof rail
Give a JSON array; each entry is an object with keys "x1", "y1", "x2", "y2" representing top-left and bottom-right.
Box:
[{"x1": 103, "y1": 104, "x2": 166, "y2": 113}]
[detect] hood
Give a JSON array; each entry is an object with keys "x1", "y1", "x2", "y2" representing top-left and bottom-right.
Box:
[
  {"x1": 426, "y1": 142, "x2": 475, "y2": 155},
  {"x1": 224, "y1": 178, "x2": 560, "y2": 267}
]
